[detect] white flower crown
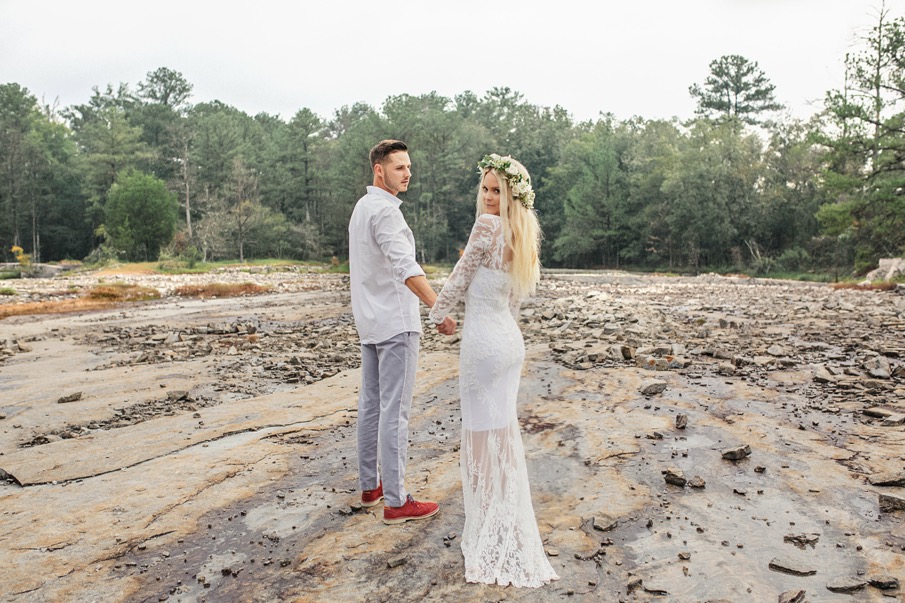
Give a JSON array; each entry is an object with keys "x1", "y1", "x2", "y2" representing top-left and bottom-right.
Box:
[{"x1": 477, "y1": 153, "x2": 536, "y2": 210}]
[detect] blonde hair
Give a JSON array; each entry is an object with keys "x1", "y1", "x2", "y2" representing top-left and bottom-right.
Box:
[{"x1": 475, "y1": 157, "x2": 542, "y2": 299}]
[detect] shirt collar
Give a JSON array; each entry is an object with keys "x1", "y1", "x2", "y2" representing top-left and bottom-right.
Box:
[{"x1": 367, "y1": 186, "x2": 402, "y2": 206}]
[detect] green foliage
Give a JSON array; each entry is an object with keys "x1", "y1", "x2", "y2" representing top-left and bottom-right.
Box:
[
  {"x1": 549, "y1": 117, "x2": 633, "y2": 267},
  {"x1": 817, "y1": 8, "x2": 905, "y2": 270},
  {"x1": 105, "y1": 170, "x2": 178, "y2": 261},
  {"x1": 689, "y1": 55, "x2": 783, "y2": 125},
  {"x1": 138, "y1": 67, "x2": 193, "y2": 110},
  {"x1": 0, "y1": 286, "x2": 15, "y2": 295},
  {"x1": 157, "y1": 244, "x2": 201, "y2": 272},
  {"x1": 658, "y1": 120, "x2": 744, "y2": 270},
  {"x1": 2, "y1": 7, "x2": 904, "y2": 279},
  {"x1": 0, "y1": 83, "x2": 87, "y2": 263},
  {"x1": 757, "y1": 271, "x2": 835, "y2": 283},
  {"x1": 775, "y1": 247, "x2": 812, "y2": 272}
]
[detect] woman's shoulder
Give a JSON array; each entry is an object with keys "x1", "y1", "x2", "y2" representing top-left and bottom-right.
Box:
[{"x1": 474, "y1": 213, "x2": 502, "y2": 229}]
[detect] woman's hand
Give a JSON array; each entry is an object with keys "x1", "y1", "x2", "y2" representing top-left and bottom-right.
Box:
[{"x1": 437, "y1": 316, "x2": 456, "y2": 335}]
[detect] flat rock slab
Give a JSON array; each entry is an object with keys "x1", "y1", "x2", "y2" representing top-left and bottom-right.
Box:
[
  {"x1": 721, "y1": 444, "x2": 752, "y2": 460},
  {"x1": 868, "y1": 575, "x2": 900, "y2": 590},
  {"x1": 769, "y1": 557, "x2": 817, "y2": 576},
  {"x1": 881, "y1": 413, "x2": 905, "y2": 426},
  {"x1": 826, "y1": 576, "x2": 867, "y2": 593},
  {"x1": 778, "y1": 590, "x2": 807, "y2": 603},
  {"x1": 0, "y1": 366, "x2": 375, "y2": 485},
  {"x1": 869, "y1": 472, "x2": 905, "y2": 487},
  {"x1": 863, "y1": 407, "x2": 893, "y2": 418},
  {"x1": 879, "y1": 493, "x2": 905, "y2": 513},
  {"x1": 639, "y1": 379, "x2": 668, "y2": 395}
]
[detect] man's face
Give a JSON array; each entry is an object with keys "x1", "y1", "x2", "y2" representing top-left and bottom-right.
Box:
[{"x1": 378, "y1": 151, "x2": 412, "y2": 195}]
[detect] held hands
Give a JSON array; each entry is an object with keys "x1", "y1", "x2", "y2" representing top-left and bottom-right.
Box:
[{"x1": 436, "y1": 316, "x2": 456, "y2": 336}]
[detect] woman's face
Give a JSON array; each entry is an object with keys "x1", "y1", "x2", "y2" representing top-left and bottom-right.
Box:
[{"x1": 481, "y1": 171, "x2": 501, "y2": 216}]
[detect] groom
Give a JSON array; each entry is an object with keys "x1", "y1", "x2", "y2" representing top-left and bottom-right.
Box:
[{"x1": 348, "y1": 139, "x2": 455, "y2": 524}]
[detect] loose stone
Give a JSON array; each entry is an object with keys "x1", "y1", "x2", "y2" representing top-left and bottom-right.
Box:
[
  {"x1": 639, "y1": 379, "x2": 668, "y2": 395},
  {"x1": 868, "y1": 472, "x2": 905, "y2": 487},
  {"x1": 664, "y1": 467, "x2": 687, "y2": 487},
  {"x1": 868, "y1": 575, "x2": 900, "y2": 590},
  {"x1": 688, "y1": 476, "x2": 706, "y2": 489},
  {"x1": 592, "y1": 517, "x2": 618, "y2": 532},
  {"x1": 778, "y1": 590, "x2": 807, "y2": 603},
  {"x1": 769, "y1": 557, "x2": 816, "y2": 576},
  {"x1": 879, "y1": 493, "x2": 905, "y2": 513},
  {"x1": 721, "y1": 444, "x2": 751, "y2": 460},
  {"x1": 826, "y1": 576, "x2": 866, "y2": 593}
]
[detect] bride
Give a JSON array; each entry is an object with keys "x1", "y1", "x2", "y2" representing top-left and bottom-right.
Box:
[{"x1": 429, "y1": 154, "x2": 559, "y2": 587}]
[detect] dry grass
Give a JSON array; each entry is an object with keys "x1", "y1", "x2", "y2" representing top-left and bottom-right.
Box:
[
  {"x1": 0, "y1": 280, "x2": 272, "y2": 321},
  {"x1": 86, "y1": 283, "x2": 162, "y2": 301},
  {"x1": 0, "y1": 283, "x2": 161, "y2": 320},
  {"x1": 94, "y1": 262, "x2": 159, "y2": 276},
  {"x1": 831, "y1": 281, "x2": 897, "y2": 291},
  {"x1": 173, "y1": 282, "x2": 270, "y2": 298},
  {"x1": 1, "y1": 298, "x2": 115, "y2": 320}
]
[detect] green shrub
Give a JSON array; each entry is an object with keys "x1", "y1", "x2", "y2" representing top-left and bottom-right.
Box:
[{"x1": 776, "y1": 247, "x2": 811, "y2": 272}]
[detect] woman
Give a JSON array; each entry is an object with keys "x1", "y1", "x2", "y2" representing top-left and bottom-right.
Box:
[{"x1": 429, "y1": 154, "x2": 559, "y2": 587}]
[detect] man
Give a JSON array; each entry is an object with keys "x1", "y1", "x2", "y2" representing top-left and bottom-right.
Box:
[{"x1": 348, "y1": 139, "x2": 455, "y2": 524}]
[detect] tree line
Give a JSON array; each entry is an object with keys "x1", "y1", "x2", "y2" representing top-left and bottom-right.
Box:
[{"x1": 1, "y1": 8, "x2": 903, "y2": 276}]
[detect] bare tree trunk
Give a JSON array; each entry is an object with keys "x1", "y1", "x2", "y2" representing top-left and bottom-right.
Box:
[
  {"x1": 872, "y1": 4, "x2": 888, "y2": 164},
  {"x1": 5, "y1": 137, "x2": 23, "y2": 249},
  {"x1": 31, "y1": 200, "x2": 40, "y2": 264},
  {"x1": 181, "y1": 140, "x2": 194, "y2": 240}
]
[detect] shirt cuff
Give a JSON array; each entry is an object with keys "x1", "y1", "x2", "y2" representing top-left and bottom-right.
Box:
[{"x1": 399, "y1": 265, "x2": 426, "y2": 283}]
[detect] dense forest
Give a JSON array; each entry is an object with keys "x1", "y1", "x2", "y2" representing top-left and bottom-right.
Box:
[{"x1": 1, "y1": 9, "x2": 904, "y2": 276}]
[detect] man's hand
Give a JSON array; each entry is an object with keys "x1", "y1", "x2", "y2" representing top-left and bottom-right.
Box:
[{"x1": 437, "y1": 316, "x2": 456, "y2": 335}]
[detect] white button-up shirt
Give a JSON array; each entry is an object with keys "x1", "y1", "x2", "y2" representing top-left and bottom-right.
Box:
[{"x1": 349, "y1": 186, "x2": 425, "y2": 344}]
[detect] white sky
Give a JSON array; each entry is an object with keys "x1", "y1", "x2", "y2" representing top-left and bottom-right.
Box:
[{"x1": 1, "y1": 0, "x2": 901, "y2": 123}]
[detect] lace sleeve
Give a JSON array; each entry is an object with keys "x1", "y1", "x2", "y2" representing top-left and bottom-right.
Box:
[{"x1": 428, "y1": 215, "x2": 497, "y2": 323}]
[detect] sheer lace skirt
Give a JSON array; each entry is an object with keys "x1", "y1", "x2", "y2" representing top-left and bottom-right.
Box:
[{"x1": 460, "y1": 422, "x2": 559, "y2": 587}]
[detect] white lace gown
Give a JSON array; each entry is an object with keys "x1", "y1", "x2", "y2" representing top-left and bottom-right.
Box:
[{"x1": 429, "y1": 213, "x2": 559, "y2": 587}]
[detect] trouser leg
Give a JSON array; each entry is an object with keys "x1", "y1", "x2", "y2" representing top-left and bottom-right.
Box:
[
  {"x1": 376, "y1": 331, "x2": 419, "y2": 507},
  {"x1": 357, "y1": 342, "x2": 380, "y2": 492}
]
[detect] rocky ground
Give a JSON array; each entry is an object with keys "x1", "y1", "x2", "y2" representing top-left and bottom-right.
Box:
[{"x1": 1, "y1": 267, "x2": 903, "y2": 602}]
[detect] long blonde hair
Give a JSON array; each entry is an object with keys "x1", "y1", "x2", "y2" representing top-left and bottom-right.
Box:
[{"x1": 475, "y1": 156, "x2": 542, "y2": 299}]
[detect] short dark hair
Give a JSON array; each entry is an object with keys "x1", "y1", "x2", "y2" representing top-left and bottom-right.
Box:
[{"x1": 369, "y1": 140, "x2": 408, "y2": 168}]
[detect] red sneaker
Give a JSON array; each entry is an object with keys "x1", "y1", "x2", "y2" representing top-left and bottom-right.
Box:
[
  {"x1": 383, "y1": 495, "x2": 439, "y2": 525},
  {"x1": 361, "y1": 482, "x2": 383, "y2": 508}
]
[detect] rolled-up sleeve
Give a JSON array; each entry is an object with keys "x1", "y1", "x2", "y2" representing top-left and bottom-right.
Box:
[{"x1": 373, "y1": 206, "x2": 425, "y2": 283}]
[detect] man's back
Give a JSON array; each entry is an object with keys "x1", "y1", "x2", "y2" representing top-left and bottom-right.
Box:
[{"x1": 348, "y1": 186, "x2": 424, "y2": 345}]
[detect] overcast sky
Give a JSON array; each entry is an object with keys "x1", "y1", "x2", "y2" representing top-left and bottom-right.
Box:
[{"x1": 1, "y1": 0, "x2": 900, "y2": 124}]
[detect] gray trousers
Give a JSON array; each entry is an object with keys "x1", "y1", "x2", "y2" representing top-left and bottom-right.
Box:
[{"x1": 357, "y1": 331, "x2": 420, "y2": 507}]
